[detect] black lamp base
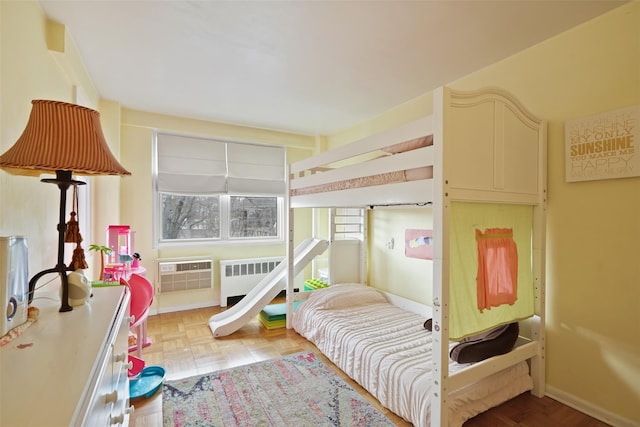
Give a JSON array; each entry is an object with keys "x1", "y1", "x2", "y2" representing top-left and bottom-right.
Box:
[{"x1": 28, "y1": 170, "x2": 85, "y2": 313}]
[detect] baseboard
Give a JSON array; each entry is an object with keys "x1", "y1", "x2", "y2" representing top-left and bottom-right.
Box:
[
  {"x1": 546, "y1": 385, "x2": 639, "y2": 427},
  {"x1": 153, "y1": 289, "x2": 297, "y2": 315},
  {"x1": 156, "y1": 301, "x2": 217, "y2": 314}
]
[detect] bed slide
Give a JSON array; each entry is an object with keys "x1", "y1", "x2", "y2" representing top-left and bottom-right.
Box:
[{"x1": 208, "y1": 237, "x2": 329, "y2": 337}]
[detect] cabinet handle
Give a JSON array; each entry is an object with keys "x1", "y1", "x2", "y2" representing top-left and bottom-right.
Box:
[
  {"x1": 105, "y1": 390, "x2": 118, "y2": 403},
  {"x1": 110, "y1": 413, "x2": 124, "y2": 425},
  {"x1": 113, "y1": 352, "x2": 127, "y2": 363},
  {"x1": 125, "y1": 361, "x2": 133, "y2": 370},
  {"x1": 110, "y1": 406, "x2": 134, "y2": 425},
  {"x1": 127, "y1": 315, "x2": 136, "y2": 324}
]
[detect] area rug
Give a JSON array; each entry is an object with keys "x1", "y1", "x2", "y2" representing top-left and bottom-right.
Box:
[{"x1": 162, "y1": 351, "x2": 396, "y2": 427}]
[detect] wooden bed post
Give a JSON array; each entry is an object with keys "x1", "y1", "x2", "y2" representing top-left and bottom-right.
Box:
[
  {"x1": 530, "y1": 119, "x2": 548, "y2": 397},
  {"x1": 431, "y1": 85, "x2": 451, "y2": 427},
  {"x1": 286, "y1": 164, "x2": 295, "y2": 329}
]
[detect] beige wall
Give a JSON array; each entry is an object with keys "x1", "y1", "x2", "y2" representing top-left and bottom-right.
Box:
[
  {"x1": 2, "y1": 0, "x2": 638, "y2": 424},
  {"x1": 367, "y1": 207, "x2": 434, "y2": 301},
  {"x1": 328, "y1": 3, "x2": 639, "y2": 424}
]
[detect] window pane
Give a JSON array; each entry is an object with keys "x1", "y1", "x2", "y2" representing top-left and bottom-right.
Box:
[
  {"x1": 161, "y1": 194, "x2": 220, "y2": 240},
  {"x1": 229, "y1": 196, "x2": 278, "y2": 238}
]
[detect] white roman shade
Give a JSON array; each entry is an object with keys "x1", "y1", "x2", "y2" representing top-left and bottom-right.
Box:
[
  {"x1": 157, "y1": 133, "x2": 285, "y2": 195},
  {"x1": 227, "y1": 142, "x2": 286, "y2": 194}
]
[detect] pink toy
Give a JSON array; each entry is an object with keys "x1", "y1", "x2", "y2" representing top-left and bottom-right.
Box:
[
  {"x1": 121, "y1": 273, "x2": 154, "y2": 357},
  {"x1": 106, "y1": 225, "x2": 135, "y2": 265}
]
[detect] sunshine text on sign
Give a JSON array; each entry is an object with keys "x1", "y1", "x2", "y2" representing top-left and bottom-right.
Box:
[{"x1": 570, "y1": 135, "x2": 634, "y2": 156}]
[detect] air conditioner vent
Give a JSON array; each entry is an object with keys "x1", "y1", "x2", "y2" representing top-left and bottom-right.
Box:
[
  {"x1": 158, "y1": 258, "x2": 213, "y2": 293},
  {"x1": 176, "y1": 261, "x2": 212, "y2": 272}
]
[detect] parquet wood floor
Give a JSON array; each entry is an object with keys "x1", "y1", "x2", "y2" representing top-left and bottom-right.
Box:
[{"x1": 129, "y1": 303, "x2": 610, "y2": 427}]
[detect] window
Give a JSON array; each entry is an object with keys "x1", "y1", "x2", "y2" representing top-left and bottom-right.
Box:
[
  {"x1": 161, "y1": 194, "x2": 220, "y2": 240},
  {"x1": 229, "y1": 196, "x2": 278, "y2": 238},
  {"x1": 154, "y1": 133, "x2": 286, "y2": 245}
]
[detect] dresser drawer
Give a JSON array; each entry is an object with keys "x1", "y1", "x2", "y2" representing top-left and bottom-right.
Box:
[
  {"x1": 81, "y1": 288, "x2": 132, "y2": 426},
  {"x1": 1, "y1": 286, "x2": 132, "y2": 427},
  {"x1": 111, "y1": 291, "x2": 134, "y2": 426}
]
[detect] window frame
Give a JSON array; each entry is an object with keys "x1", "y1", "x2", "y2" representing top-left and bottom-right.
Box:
[{"x1": 152, "y1": 131, "x2": 286, "y2": 248}]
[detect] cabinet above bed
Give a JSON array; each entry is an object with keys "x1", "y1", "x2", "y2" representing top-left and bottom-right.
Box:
[{"x1": 440, "y1": 87, "x2": 546, "y2": 205}]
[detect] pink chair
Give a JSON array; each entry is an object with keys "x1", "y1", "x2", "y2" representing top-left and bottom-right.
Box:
[{"x1": 121, "y1": 273, "x2": 154, "y2": 358}]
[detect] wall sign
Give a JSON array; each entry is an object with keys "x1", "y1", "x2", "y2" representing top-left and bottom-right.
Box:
[{"x1": 565, "y1": 104, "x2": 639, "y2": 182}]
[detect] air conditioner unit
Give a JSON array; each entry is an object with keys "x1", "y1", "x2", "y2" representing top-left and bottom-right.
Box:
[{"x1": 157, "y1": 258, "x2": 213, "y2": 293}]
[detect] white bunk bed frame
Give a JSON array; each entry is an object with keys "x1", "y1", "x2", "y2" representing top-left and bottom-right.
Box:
[{"x1": 285, "y1": 86, "x2": 547, "y2": 426}]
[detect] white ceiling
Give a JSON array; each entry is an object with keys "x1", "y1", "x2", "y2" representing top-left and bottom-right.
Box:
[{"x1": 38, "y1": 0, "x2": 626, "y2": 135}]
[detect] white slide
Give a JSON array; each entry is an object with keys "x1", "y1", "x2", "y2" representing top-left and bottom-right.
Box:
[{"x1": 209, "y1": 238, "x2": 329, "y2": 337}]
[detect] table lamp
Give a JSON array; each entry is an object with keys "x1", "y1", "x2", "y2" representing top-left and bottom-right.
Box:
[{"x1": 0, "y1": 100, "x2": 131, "y2": 312}]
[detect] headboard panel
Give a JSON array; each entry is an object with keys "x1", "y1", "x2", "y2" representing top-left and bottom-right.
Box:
[{"x1": 443, "y1": 87, "x2": 546, "y2": 205}]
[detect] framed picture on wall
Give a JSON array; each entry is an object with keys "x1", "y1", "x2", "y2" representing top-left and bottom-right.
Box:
[
  {"x1": 565, "y1": 104, "x2": 639, "y2": 182},
  {"x1": 405, "y1": 229, "x2": 432, "y2": 260}
]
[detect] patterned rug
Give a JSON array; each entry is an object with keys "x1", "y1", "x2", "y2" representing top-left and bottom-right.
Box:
[{"x1": 162, "y1": 351, "x2": 395, "y2": 427}]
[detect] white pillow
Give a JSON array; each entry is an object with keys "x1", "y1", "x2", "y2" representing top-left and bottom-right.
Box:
[{"x1": 306, "y1": 283, "x2": 388, "y2": 310}]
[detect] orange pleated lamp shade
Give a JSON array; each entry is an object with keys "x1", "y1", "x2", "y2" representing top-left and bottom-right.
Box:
[{"x1": 0, "y1": 100, "x2": 130, "y2": 176}]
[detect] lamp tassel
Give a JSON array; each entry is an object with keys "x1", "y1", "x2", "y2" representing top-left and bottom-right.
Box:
[
  {"x1": 64, "y1": 212, "x2": 80, "y2": 243},
  {"x1": 70, "y1": 243, "x2": 89, "y2": 270},
  {"x1": 66, "y1": 185, "x2": 88, "y2": 270},
  {"x1": 64, "y1": 187, "x2": 81, "y2": 243}
]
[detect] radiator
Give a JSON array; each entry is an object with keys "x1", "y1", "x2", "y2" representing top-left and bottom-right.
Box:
[
  {"x1": 157, "y1": 258, "x2": 213, "y2": 293},
  {"x1": 219, "y1": 256, "x2": 283, "y2": 307}
]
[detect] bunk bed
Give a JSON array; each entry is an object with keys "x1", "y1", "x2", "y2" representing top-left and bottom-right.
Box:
[{"x1": 284, "y1": 86, "x2": 547, "y2": 427}]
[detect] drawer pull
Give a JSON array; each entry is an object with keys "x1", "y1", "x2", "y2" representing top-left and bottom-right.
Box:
[
  {"x1": 110, "y1": 413, "x2": 124, "y2": 425},
  {"x1": 105, "y1": 390, "x2": 118, "y2": 403},
  {"x1": 125, "y1": 361, "x2": 133, "y2": 370},
  {"x1": 114, "y1": 352, "x2": 127, "y2": 363},
  {"x1": 110, "y1": 406, "x2": 134, "y2": 425},
  {"x1": 127, "y1": 315, "x2": 136, "y2": 324}
]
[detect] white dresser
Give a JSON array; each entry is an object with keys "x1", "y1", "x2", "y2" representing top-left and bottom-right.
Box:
[{"x1": 0, "y1": 286, "x2": 132, "y2": 427}]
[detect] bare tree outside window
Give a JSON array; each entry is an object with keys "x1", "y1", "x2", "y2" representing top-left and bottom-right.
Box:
[
  {"x1": 160, "y1": 194, "x2": 279, "y2": 242},
  {"x1": 230, "y1": 196, "x2": 278, "y2": 238},
  {"x1": 162, "y1": 194, "x2": 220, "y2": 240}
]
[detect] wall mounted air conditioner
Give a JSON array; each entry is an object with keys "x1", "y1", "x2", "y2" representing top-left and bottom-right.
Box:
[{"x1": 157, "y1": 258, "x2": 213, "y2": 293}]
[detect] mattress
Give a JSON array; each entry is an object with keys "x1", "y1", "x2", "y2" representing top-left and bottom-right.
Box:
[
  {"x1": 292, "y1": 284, "x2": 533, "y2": 427},
  {"x1": 290, "y1": 166, "x2": 433, "y2": 197}
]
